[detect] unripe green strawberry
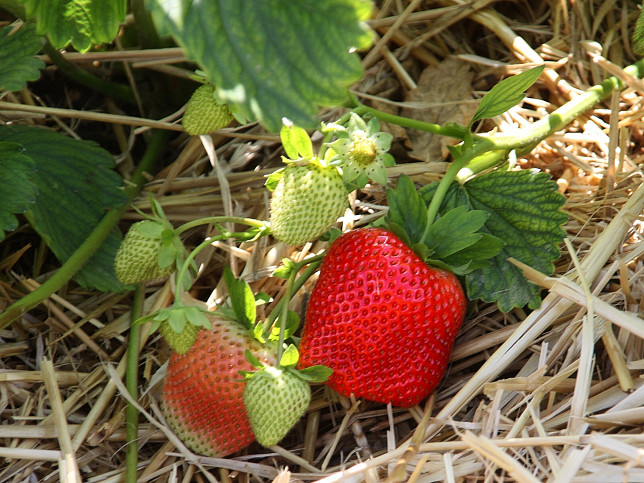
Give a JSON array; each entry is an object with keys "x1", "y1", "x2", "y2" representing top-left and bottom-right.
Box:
[
  {"x1": 243, "y1": 366, "x2": 311, "y2": 447},
  {"x1": 182, "y1": 84, "x2": 233, "y2": 135},
  {"x1": 114, "y1": 220, "x2": 177, "y2": 285},
  {"x1": 269, "y1": 162, "x2": 348, "y2": 246},
  {"x1": 158, "y1": 319, "x2": 200, "y2": 354}
]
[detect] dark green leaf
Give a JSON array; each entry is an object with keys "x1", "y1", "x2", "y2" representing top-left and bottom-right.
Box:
[
  {"x1": 384, "y1": 175, "x2": 427, "y2": 245},
  {"x1": 420, "y1": 169, "x2": 567, "y2": 311},
  {"x1": 470, "y1": 66, "x2": 544, "y2": 126},
  {"x1": 145, "y1": 0, "x2": 373, "y2": 131},
  {"x1": 0, "y1": 142, "x2": 36, "y2": 240},
  {"x1": 424, "y1": 206, "x2": 489, "y2": 258},
  {"x1": 0, "y1": 125, "x2": 127, "y2": 292},
  {"x1": 21, "y1": 0, "x2": 127, "y2": 52},
  {"x1": 222, "y1": 266, "x2": 256, "y2": 327},
  {"x1": 0, "y1": 24, "x2": 44, "y2": 91}
]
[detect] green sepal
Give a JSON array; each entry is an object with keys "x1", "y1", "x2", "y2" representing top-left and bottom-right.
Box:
[
  {"x1": 384, "y1": 175, "x2": 427, "y2": 245},
  {"x1": 268, "y1": 310, "x2": 299, "y2": 342},
  {"x1": 280, "y1": 122, "x2": 313, "y2": 159},
  {"x1": 265, "y1": 167, "x2": 285, "y2": 192},
  {"x1": 469, "y1": 65, "x2": 544, "y2": 127},
  {"x1": 133, "y1": 305, "x2": 212, "y2": 332},
  {"x1": 279, "y1": 344, "x2": 299, "y2": 368},
  {"x1": 319, "y1": 227, "x2": 342, "y2": 243},
  {"x1": 295, "y1": 365, "x2": 333, "y2": 383},
  {"x1": 222, "y1": 266, "x2": 256, "y2": 327},
  {"x1": 244, "y1": 348, "x2": 264, "y2": 370},
  {"x1": 273, "y1": 258, "x2": 297, "y2": 279}
]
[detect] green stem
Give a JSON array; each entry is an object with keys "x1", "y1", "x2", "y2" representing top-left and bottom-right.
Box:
[
  {"x1": 417, "y1": 58, "x2": 644, "y2": 244},
  {"x1": 125, "y1": 284, "x2": 144, "y2": 483},
  {"x1": 175, "y1": 217, "x2": 267, "y2": 236},
  {"x1": 275, "y1": 269, "x2": 298, "y2": 364},
  {"x1": 43, "y1": 43, "x2": 137, "y2": 105},
  {"x1": 262, "y1": 255, "x2": 324, "y2": 339},
  {"x1": 353, "y1": 104, "x2": 469, "y2": 140},
  {"x1": 0, "y1": 130, "x2": 169, "y2": 331}
]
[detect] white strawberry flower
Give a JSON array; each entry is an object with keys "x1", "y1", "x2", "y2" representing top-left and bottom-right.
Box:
[{"x1": 326, "y1": 113, "x2": 394, "y2": 188}]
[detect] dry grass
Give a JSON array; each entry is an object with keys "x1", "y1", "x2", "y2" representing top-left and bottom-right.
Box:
[{"x1": 1, "y1": 0, "x2": 644, "y2": 481}]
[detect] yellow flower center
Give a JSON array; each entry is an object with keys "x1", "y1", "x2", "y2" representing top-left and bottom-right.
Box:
[{"x1": 350, "y1": 136, "x2": 377, "y2": 167}]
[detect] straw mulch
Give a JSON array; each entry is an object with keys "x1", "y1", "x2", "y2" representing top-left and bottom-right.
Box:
[{"x1": 2, "y1": 1, "x2": 644, "y2": 481}]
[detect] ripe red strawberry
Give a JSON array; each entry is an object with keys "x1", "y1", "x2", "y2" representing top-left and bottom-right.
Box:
[
  {"x1": 162, "y1": 313, "x2": 276, "y2": 457},
  {"x1": 298, "y1": 227, "x2": 466, "y2": 408}
]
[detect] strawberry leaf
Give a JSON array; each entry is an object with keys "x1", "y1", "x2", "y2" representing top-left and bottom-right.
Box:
[
  {"x1": 0, "y1": 125, "x2": 127, "y2": 292},
  {"x1": 0, "y1": 142, "x2": 37, "y2": 241},
  {"x1": 223, "y1": 266, "x2": 256, "y2": 327},
  {"x1": 145, "y1": 0, "x2": 373, "y2": 131},
  {"x1": 469, "y1": 65, "x2": 544, "y2": 127},
  {"x1": 0, "y1": 23, "x2": 44, "y2": 92},
  {"x1": 420, "y1": 168, "x2": 567, "y2": 311},
  {"x1": 21, "y1": 0, "x2": 127, "y2": 52}
]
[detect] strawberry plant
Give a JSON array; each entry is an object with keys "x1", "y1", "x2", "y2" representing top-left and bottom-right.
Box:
[{"x1": 0, "y1": 1, "x2": 643, "y2": 481}]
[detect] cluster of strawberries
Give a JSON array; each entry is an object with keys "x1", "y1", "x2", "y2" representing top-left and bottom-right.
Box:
[{"x1": 114, "y1": 90, "x2": 467, "y2": 456}]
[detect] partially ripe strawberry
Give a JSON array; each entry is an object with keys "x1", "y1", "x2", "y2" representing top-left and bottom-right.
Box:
[
  {"x1": 269, "y1": 162, "x2": 347, "y2": 246},
  {"x1": 243, "y1": 366, "x2": 311, "y2": 447},
  {"x1": 114, "y1": 220, "x2": 178, "y2": 285},
  {"x1": 298, "y1": 228, "x2": 466, "y2": 408},
  {"x1": 182, "y1": 84, "x2": 233, "y2": 135},
  {"x1": 162, "y1": 313, "x2": 276, "y2": 457}
]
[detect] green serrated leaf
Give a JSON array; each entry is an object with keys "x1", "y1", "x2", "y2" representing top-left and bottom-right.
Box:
[
  {"x1": 296, "y1": 365, "x2": 333, "y2": 383},
  {"x1": 425, "y1": 206, "x2": 489, "y2": 258},
  {"x1": 0, "y1": 125, "x2": 127, "y2": 292},
  {"x1": 384, "y1": 175, "x2": 427, "y2": 244},
  {"x1": 279, "y1": 344, "x2": 299, "y2": 368},
  {"x1": 0, "y1": 143, "x2": 37, "y2": 240},
  {"x1": 0, "y1": 24, "x2": 44, "y2": 91},
  {"x1": 420, "y1": 169, "x2": 567, "y2": 311},
  {"x1": 280, "y1": 122, "x2": 313, "y2": 159},
  {"x1": 223, "y1": 266, "x2": 256, "y2": 327},
  {"x1": 145, "y1": 0, "x2": 373, "y2": 131},
  {"x1": 470, "y1": 65, "x2": 544, "y2": 126},
  {"x1": 21, "y1": 0, "x2": 127, "y2": 52}
]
